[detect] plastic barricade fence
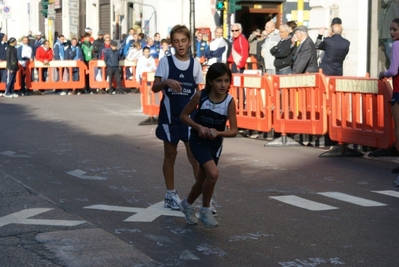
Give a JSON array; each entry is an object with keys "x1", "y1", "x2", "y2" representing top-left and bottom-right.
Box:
[
  {"x1": 120, "y1": 60, "x2": 141, "y2": 89},
  {"x1": 89, "y1": 60, "x2": 138, "y2": 89},
  {"x1": 141, "y1": 72, "x2": 161, "y2": 118},
  {"x1": 327, "y1": 77, "x2": 394, "y2": 149},
  {"x1": 25, "y1": 60, "x2": 87, "y2": 90},
  {"x1": 272, "y1": 72, "x2": 328, "y2": 136},
  {"x1": 0, "y1": 61, "x2": 23, "y2": 91},
  {"x1": 229, "y1": 73, "x2": 273, "y2": 132}
]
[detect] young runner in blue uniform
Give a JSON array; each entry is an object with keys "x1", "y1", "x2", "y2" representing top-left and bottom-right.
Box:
[
  {"x1": 179, "y1": 63, "x2": 238, "y2": 227},
  {"x1": 152, "y1": 25, "x2": 204, "y2": 210}
]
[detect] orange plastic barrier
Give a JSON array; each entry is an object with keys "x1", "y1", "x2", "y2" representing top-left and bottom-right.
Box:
[
  {"x1": 271, "y1": 71, "x2": 328, "y2": 136},
  {"x1": 0, "y1": 61, "x2": 23, "y2": 91},
  {"x1": 141, "y1": 72, "x2": 162, "y2": 118},
  {"x1": 327, "y1": 77, "x2": 394, "y2": 149},
  {"x1": 229, "y1": 73, "x2": 272, "y2": 132},
  {"x1": 25, "y1": 60, "x2": 87, "y2": 90},
  {"x1": 88, "y1": 60, "x2": 141, "y2": 90}
]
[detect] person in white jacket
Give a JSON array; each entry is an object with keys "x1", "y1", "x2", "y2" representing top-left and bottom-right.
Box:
[
  {"x1": 136, "y1": 46, "x2": 156, "y2": 83},
  {"x1": 261, "y1": 20, "x2": 281, "y2": 75}
]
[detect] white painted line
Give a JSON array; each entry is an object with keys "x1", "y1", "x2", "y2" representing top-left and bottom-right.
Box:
[
  {"x1": 84, "y1": 201, "x2": 184, "y2": 222},
  {"x1": 0, "y1": 151, "x2": 30, "y2": 158},
  {"x1": 67, "y1": 169, "x2": 107, "y2": 180},
  {"x1": 269, "y1": 195, "x2": 338, "y2": 211},
  {"x1": 0, "y1": 208, "x2": 86, "y2": 227},
  {"x1": 372, "y1": 190, "x2": 399, "y2": 198},
  {"x1": 318, "y1": 192, "x2": 387, "y2": 207}
]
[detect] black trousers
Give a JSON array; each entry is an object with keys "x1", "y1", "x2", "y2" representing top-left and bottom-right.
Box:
[{"x1": 106, "y1": 67, "x2": 123, "y2": 92}]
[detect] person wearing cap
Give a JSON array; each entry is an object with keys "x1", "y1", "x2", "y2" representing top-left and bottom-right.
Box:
[
  {"x1": 291, "y1": 25, "x2": 318, "y2": 74},
  {"x1": 104, "y1": 40, "x2": 125, "y2": 94},
  {"x1": 81, "y1": 27, "x2": 94, "y2": 43},
  {"x1": 33, "y1": 32, "x2": 44, "y2": 58},
  {"x1": 4, "y1": 38, "x2": 19, "y2": 98},
  {"x1": 93, "y1": 31, "x2": 105, "y2": 59},
  {"x1": 315, "y1": 24, "x2": 350, "y2": 76},
  {"x1": 17, "y1": 36, "x2": 34, "y2": 96}
]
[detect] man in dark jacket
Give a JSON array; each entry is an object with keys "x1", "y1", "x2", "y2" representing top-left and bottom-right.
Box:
[
  {"x1": 315, "y1": 24, "x2": 350, "y2": 76},
  {"x1": 0, "y1": 33, "x2": 8, "y2": 82},
  {"x1": 292, "y1": 25, "x2": 318, "y2": 74},
  {"x1": 104, "y1": 41, "x2": 124, "y2": 94},
  {"x1": 93, "y1": 31, "x2": 104, "y2": 59},
  {"x1": 4, "y1": 37, "x2": 18, "y2": 98}
]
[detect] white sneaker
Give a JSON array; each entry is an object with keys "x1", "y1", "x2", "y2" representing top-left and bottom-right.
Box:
[
  {"x1": 60, "y1": 91, "x2": 67, "y2": 96},
  {"x1": 4, "y1": 94, "x2": 12, "y2": 98},
  {"x1": 180, "y1": 198, "x2": 198, "y2": 225},
  {"x1": 12, "y1": 94, "x2": 18, "y2": 98},
  {"x1": 0, "y1": 93, "x2": 3, "y2": 97},
  {"x1": 394, "y1": 176, "x2": 399, "y2": 187},
  {"x1": 199, "y1": 208, "x2": 219, "y2": 228},
  {"x1": 164, "y1": 191, "x2": 181, "y2": 210}
]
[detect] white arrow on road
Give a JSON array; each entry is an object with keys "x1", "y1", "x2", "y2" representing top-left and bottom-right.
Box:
[
  {"x1": 84, "y1": 201, "x2": 184, "y2": 222},
  {"x1": 0, "y1": 208, "x2": 86, "y2": 227},
  {"x1": 67, "y1": 169, "x2": 107, "y2": 180},
  {"x1": 0, "y1": 151, "x2": 30, "y2": 158}
]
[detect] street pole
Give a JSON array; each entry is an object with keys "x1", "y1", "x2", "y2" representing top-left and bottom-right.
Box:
[
  {"x1": 190, "y1": 0, "x2": 195, "y2": 58},
  {"x1": 297, "y1": 0, "x2": 304, "y2": 26},
  {"x1": 48, "y1": 0, "x2": 56, "y2": 48}
]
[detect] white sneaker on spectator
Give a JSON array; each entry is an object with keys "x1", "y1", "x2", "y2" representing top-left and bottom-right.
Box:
[
  {"x1": 0, "y1": 93, "x2": 3, "y2": 97},
  {"x1": 4, "y1": 94, "x2": 12, "y2": 98},
  {"x1": 12, "y1": 94, "x2": 18, "y2": 98},
  {"x1": 60, "y1": 91, "x2": 67, "y2": 96}
]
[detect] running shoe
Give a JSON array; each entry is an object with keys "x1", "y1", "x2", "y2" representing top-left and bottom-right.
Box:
[
  {"x1": 180, "y1": 198, "x2": 198, "y2": 225},
  {"x1": 164, "y1": 191, "x2": 181, "y2": 210},
  {"x1": 199, "y1": 208, "x2": 219, "y2": 228}
]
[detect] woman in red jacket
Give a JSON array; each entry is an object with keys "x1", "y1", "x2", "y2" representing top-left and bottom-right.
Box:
[{"x1": 35, "y1": 40, "x2": 53, "y2": 82}]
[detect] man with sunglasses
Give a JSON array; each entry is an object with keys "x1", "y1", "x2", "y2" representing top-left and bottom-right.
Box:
[{"x1": 227, "y1": 23, "x2": 249, "y2": 73}]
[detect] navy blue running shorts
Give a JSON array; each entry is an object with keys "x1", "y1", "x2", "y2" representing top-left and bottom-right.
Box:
[
  {"x1": 190, "y1": 141, "x2": 222, "y2": 166},
  {"x1": 156, "y1": 124, "x2": 190, "y2": 144},
  {"x1": 391, "y1": 92, "x2": 399, "y2": 107}
]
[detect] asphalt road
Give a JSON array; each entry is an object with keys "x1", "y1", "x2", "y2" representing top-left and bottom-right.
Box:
[{"x1": 0, "y1": 93, "x2": 398, "y2": 267}]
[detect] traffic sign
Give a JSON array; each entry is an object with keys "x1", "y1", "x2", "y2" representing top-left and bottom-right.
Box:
[{"x1": 2, "y1": 5, "x2": 11, "y2": 19}]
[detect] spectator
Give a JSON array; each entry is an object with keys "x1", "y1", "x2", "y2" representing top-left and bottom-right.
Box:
[
  {"x1": 33, "y1": 31, "x2": 44, "y2": 58},
  {"x1": 81, "y1": 32, "x2": 94, "y2": 94},
  {"x1": 138, "y1": 33, "x2": 146, "y2": 49},
  {"x1": 81, "y1": 27, "x2": 94, "y2": 43},
  {"x1": 379, "y1": 0, "x2": 398, "y2": 69},
  {"x1": 270, "y1": 24, "x2": 295, "y2": 75},
  {"x1": 158, "y1": 39, "x2": 172, "y2": 60},
  {"x1": 65, "y1": 38, "x2": 83, "y2": 95},
  {"x1": 154, "y1": 32, "x2": 161, "y2": 56},
  {"x1": 35, "y1": 40, "x2": 53, "y2": 82},
  {"x1": 4, "y1": 37, "x2": 19, "y2": 98},
  {"x1": 93, "y1": 31, "x2": 105, "y2": 59},
  {"x1": 95, "y1": 36, "x2": 112, "y2": 93},
  {"x1": 125, "y1": 41, "x2": 142, "y2": 80},
  {"x1": 261, "y1": 20, "x2": 281, "y2": 75},
  {"x1": 17, "y1": 36, "x2": 34, "y2": 95},
  {"x1": 151, "y1": 25, "x2": 204, "y2": 211},
  {"x1": 120, "y1": 28, "x2": 135, "y2": 58},
  {"x1": 136, "y1": 46, "x2": 156, "y2": 82},
  {"x1": 104, "y1": 41, "x2": 125, "y2": 95},
  {"x1": 291, "y1": 25, "x2": 318, "y2": 74},
  {"x1": 195, "y1": 31, "x2": 208, "y2": 59},
  {"x1": 0, "y1": 33, "x2": 8, "y2": 83},
  {"x1": 205, "y1": 26, "x2": 229, "y2": 66},
  {"x1": 27, "y1": 31, "x2": 35, "y2": 47},
  {"x1": 315, "y1": 24, "x2": 350, "y2": 76},
  {"x1": 248, "y1": 29, "x2": 261, "y2": 56},
  {"x1": 228, "y1": 23, "x2": 249, "y2": 73},
  {"x1": 53, "y1": 34, "x2": 66, "y2": 94},
  {"x1": 287, "y1": 21, "x2": 298, "y2": 36},
  {"x1": 147, "y1": 37, "x2": 159, "y2": 59}
]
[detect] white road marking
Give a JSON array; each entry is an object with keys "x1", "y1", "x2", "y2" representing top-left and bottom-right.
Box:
[
  {"x1": 372, "y1": 190, "x2": 399, "y2": 198},
  {"x1": 67, "y1": 169, "x2": 107, "y2": 180},
  {"x1": 0, "y1": 208, "x2": 86, "y2": 227},
  {"x1": 0, "y1": 151, "x2": 30, "y2": 158},
  {"x1": 318, "y1": 192, "x2": 387, "y2": 207},
  {"x1": 84, "y1": 201, "x2": 184, "y2": 222},
  {"x1": 269, "y1": 195, "x2": 338, "y2": 211}
]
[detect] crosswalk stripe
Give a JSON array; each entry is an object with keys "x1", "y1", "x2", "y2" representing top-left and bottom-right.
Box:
[
  {"x1": 269, "y1": 195, "x2": 338, "y2": 211},
  {"x1": 318, "y1": 192, "x2": 387, "y2": 207},
  {"x1": 371, "y1": 190, "x2": 399, "y2": 198}
]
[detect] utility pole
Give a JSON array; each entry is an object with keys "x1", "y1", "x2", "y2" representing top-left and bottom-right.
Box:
[
  {"x1": 47, "y1": 0, "x2": 56, "y2": 48},
  {"x1": 297, "y1": 0, "x2": 304, "y2": 26},
  {"x1": 190, "y1": 0, "x2": 195, "y2": 58}
]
